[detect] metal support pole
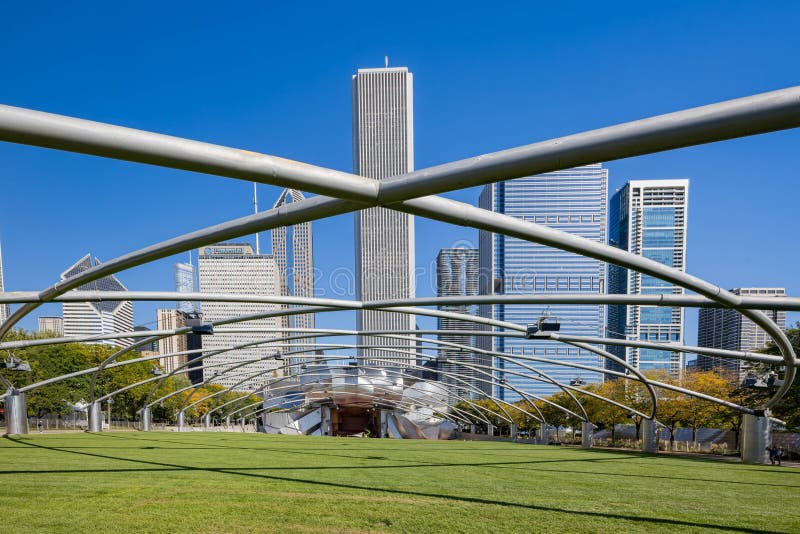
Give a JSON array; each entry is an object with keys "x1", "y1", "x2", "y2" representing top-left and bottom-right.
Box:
[
  {"x1": 321, "y1": 406, "x2": 332, "y2": 436},
  {"x1": 510, "y1": 423, "x2": 518, "y2": 440},
  {"x1": 487, "y1": 423, "x2": 494, "y2": 437},
  {"x1": 4, "y1": 390, "x2": 28, "y2": 435},
  {"x1": 641, "y1": 419, "x2": 658, "y2": 453},
  {"x1": 581, "y1": 421, "x2": 594, "y2": 448},
  {"x1": 204, "y1": 412, "x2": 211, "y2": 431},
  {"x1": 741, "y1": 413, "x2": 771, "y2": 464},
  {"x1": 379, "y1": 409, "x2": 388, "y2": 438},
  {"x1": 88, "y1": 401, "x2": 103, "y2": 432},
  {"x1": 141, "y1": 407, "x2": 151, "y2": 432},
  {"x1": 225, "y1": 415, "x2": 231, "y2": 429},
  {"x1": 537, "y1": 425, "x2": 550, "y2": 444},
  {"x1": 177, "y1": 410, "x2": 186, "y2": 432}
]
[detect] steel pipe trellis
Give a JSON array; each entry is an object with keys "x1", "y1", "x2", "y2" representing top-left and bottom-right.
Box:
[{"x1": 1, "y1": 86, "x2": 798, "y2": 423}]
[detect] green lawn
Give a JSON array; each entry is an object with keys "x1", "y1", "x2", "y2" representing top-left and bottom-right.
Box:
[{"x1": 0, "y1": 432, "x2": 797, "y2": 533}]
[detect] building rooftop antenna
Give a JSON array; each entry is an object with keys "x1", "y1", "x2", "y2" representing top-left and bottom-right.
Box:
[{"x1": 253, "y1": 182, "x2": 260, "y2": 254}]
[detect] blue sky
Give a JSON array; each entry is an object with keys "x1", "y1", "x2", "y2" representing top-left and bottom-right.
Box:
[{"x1": 1, "y1": 1, "x2": 798, "y2": 344}]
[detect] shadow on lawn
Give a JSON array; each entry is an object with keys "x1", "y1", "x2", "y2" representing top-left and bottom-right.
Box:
[
  {"x1": 3, "y1": 436, "x2": 794, "y2": 533},
  {"x1": 88, "y1": 432, "x2": 800, "y2": 477}
]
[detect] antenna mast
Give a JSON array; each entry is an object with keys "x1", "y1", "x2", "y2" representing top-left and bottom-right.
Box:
[{"x1": 253, "y1": 182, "x2": 260, "y2": 254}]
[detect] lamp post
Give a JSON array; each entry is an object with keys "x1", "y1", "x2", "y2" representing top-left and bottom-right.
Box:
[{"x1": 106, "y1": 398, "x2": 113, "y2": 430}]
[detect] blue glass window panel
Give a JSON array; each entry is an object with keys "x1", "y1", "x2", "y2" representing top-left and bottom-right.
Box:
[
  {"x1": 643, "y1": 229, "x2": 675, "y2": 247},
  {"x1": 642, "y1": 249, "x2": 675, "y2": 267},
  {"x1": 639, "y1": 349, "x2": 673, "y2": 362},
  {"x1": 641, "y1": 275, "x2": 673, "y2": 287},
  {"x1": 641, "y1": 287, "x2": 673, "y2": 294},
  {"x1": 643, "y1": 207, "x2": 675, "y2": 227},
  {"x1": 639, "y1": 362, "x2": 671, "y2": 371},
  {"x1": 640, "y1": 307, "x2": 673, "y2": 324}
]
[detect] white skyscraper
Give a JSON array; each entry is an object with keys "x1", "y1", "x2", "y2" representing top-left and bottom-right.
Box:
[
  {"x1": 198, "y1": 243, "x2": 281, "y2": 391},
  {"x1": 352, "y1": 65, "x2": 416, "y2": 365},
  {"x1": 156, "y1": 309, "x2": 188, "y2": 373},
  {"x1": 608, "y1": 179, "x2": 689, "y2": 377},
  {"x1": 60, "y1": 254, "x2": 134, "y2": 348},
  {"x1": 271, "y1": 188, "x2": 315, "y2": 334}
]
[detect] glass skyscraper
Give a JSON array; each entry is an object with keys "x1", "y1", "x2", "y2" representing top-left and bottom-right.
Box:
[
  {"x1": 608, "y1": 179, "x2": 689, "y2": 376},
  {"x1": 174, "y1": 262, "x2": 197, "y2": 314},
  {"x1": 436, "y1": 248, "x2": 489, "y2": 402},
  {"x1": 479, "y1": 164, "x2": 608, "y2": 400}
]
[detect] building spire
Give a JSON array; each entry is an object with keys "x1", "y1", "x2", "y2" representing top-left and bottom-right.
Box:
[{"x1": 253, "y1": 182, "x2": 260, "y2": 254}]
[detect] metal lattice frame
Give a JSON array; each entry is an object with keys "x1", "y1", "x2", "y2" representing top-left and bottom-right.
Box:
[{"x1": 1, "y1": 86, "x2": 799, "y2": 433}]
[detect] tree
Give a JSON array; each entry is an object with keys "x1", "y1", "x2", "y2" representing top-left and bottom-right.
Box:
[
  {"x1": 677, "y1": 370, "x2": 734, "y2": 446},
  {"x1": 742, "y1": 322, "x2": 800, "y2": 431},
  {"x1": 578, "y1": 381, "x2": 628, "y2": 444}
]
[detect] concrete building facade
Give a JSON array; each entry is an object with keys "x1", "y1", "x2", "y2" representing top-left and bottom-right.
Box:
[
  {"x1": 38, "y1": 316, "x2": 63, "y2": 336},
  {"x1": 352, "y1": 66, "x2": 416, "y2": 366},
  {"x1": 697, "y1": 287, "x2": 786, "y2": 379},
  {"x1": 60, "y1": 254, "x2": 134, "y2": 348},
  {"x1": 198, "y1": 243, "x2": 280, "y2": 390}
]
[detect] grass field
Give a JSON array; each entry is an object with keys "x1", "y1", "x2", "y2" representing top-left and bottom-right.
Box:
[{"x1": 0, "y1": 432, "x2": 798, "y2": 533}]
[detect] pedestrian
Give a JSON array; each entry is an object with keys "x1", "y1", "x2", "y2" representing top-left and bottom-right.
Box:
[
  {"x1": 776, "y1": 447, "x2": 784, "y2": 466},
  {"x1": 37, "y1": 419, "x2": 44, "y2": 433}
]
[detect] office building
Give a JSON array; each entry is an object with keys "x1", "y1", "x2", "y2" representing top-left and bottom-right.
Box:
[
  {"x1": 133, "y1": 325, "x2": 158, "y2": 352},
  {"x1": 608, "y1": 179, "x2": 689, "y2": 376},
  {"x1": 174, "y1": 262, "x2": 197, "y2": 314},
  {"x1": 156, "y1": 309, "x2": 188, "y2": 373},
  {"x1": 38, "y1": 316, "x2": 63, "y2": 336},
  {"x1": 272, "y1": 188, "x2": 315, "y2": 334},
  {"x1": 479, "y1": 164, "x2": 608, "y2": 399},
  {"x1": 198, "y1": 243, "x2": 280, "y2": 390},
  {"x1": 352, "y1": 65, "x2": 416, "y2": 365},
  {"x1": 697, "y1": 288, "x2": 786, "y2": 379},
  {"x1": 436, "y1": 248, "x2": 488, "y2": 402},
  {"x1": 60, "y1": 254, "x2": 134, "y2": 348}
]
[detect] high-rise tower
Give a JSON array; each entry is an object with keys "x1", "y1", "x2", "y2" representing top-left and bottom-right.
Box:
[
  {"x1": 174, "y1": 262, "x2": 197, "y2": 314},
  {"x1": 436, "y1": 248, "x2": 487, "y2": 402},
  {"x1": 608, "y1": 179, "x2": 689, "y2": 377},
  {"x1": 197, "y1": 243, "x2": 280, "y2": 390},
  {"x1": 697, "y1": 287, "x2": 786, "y2": 379},
  {"x1": 272, "y1": 188, "x2": 315, "y2": 334},
  {"x1": 352, "y1": 66, "x2": 415, "y2": 365},
  {"x1": 479, "y1": 165, "x2": 608, "y2": 399},
  {"x1": 60, "y1": 254, "x2": 134, "y2": 348}
]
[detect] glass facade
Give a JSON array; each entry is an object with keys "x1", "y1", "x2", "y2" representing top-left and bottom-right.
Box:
[
  {"x1": 608, "y1": 180, "x2": 688, "y2": 376},
  {"x1": 479, "y1": 164, "x2": 608, "y2": 400}
]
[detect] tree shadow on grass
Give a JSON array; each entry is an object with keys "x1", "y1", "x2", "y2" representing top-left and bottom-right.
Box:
[
  {"x1": 10, "y1": 434, "x2": 797, "y2": 487},
  {"x1": 3, "y1": 436, "x2": 792, "y2": 533}
]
